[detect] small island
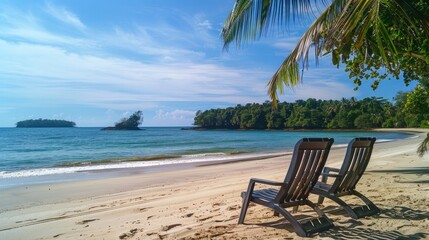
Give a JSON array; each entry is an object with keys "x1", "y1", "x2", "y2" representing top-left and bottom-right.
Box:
[
  {"x1": 101, "y1": 110, "x2": 143, "y2": 130},
  {"x1": 16, "y1": 119, "x2": 76, "y2": 128}
]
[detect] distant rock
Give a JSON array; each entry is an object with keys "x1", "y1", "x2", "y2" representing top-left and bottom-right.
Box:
[{"x1": 101, "y1": 110, "x2": 143, "y2": 131}]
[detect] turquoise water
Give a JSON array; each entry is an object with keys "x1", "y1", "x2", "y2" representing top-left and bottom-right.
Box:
[{"x1": 0, "y1": 127, "x2": 411, "y2": 178}]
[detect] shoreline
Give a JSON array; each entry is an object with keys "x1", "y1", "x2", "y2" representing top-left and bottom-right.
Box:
[
  {"x1": 0, "y1": 128, "x2": 428, "y2": 239},
  {"x1": 0, "y1": 129, "x2": 416, "y2": 182}
]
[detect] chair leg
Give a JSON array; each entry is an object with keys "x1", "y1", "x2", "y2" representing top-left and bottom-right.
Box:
[
  {"x1": 317, "y1": 195, "x2": 325, "y2": 205},
  {"x1": 238, "y1": 192, "x2": 250, "y2": 224},
  {"x1": 321, "y1": 194, "x2": 359, "y2": 219},
  {"x1": 292, "y1": 206, "x2": 298, "y2": 213},
  {"x1": 353, "y1": 191, "x2": 379, "y2": 207},
  {"x1": 318, "y1": 173, "x2": 329, "y2": 205},
  {"x1": 306, "y1": 200, "x2": 326, "y2": 218},
  {"x1": 272, "y1": 204, "x2": 308, "y2": 237},
  {"x1": 353, "y1": 190, "x2": 380, "y2": 215}
]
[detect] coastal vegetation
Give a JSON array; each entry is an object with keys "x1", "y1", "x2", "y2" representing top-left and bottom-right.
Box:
[
  {"x1": 194, "y1": 91, "x2": 429, "y2": 130},
  {"x1": 16, "y1": 119, "x2": 76, "y2": 128},
  {"x1": 222, "y1": 0, "x2": 429, "y2": 155},
  {"x1": 102, "y1": 110, "x2": 143, "y2": 130}
]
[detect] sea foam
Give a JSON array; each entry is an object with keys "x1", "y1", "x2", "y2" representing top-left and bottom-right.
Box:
[{"x1": 0, "y1": 152, "x2": 285, "y2": 179}]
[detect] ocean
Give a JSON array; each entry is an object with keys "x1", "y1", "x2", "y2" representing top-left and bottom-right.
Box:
[{"x1": 0, "y1": 127, "x2": 412, "y2": 182}]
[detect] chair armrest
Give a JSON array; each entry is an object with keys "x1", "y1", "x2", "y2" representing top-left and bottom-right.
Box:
[
  {"x1": 250, "y1": 178, "x2": 284, "y2": 186},
  {"x1": 243, "y1": 178, "x2": 284, "y2": 200},
  {"x1": 323, "y1": 167, "x2": 340, "y2": 173},
  {"x1": 321, "y1": 173, "x2": 341, "y2": 178},
  {"x1": 320, "y1": 167, "x2": 341, "y2": 183}
]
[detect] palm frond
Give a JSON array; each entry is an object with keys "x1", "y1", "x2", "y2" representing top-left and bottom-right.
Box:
[
  {"x1": 267, "y1": 0, "x2": 429, "y2": 104},
  {"x1": 222, "y1": 0, "x2": 330, "y2": 49},
  {"x1": 267, "y1": 0, "x2": 348, "y2": 105},
  {"x1": 417, "y1": 133, "x2": 429, "y2": 157},
  {"x1": 223, "y1": 0, "x2": 429, "y2": 105}
]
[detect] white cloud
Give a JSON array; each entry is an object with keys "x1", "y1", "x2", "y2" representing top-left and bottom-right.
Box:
[
  {"x1": 45, "y1": 2, "x2": 86, "y2": 30},
  {"x1": 0, "y1": 36, "x2": 356, "y2": 111},
  {"x1": 197, "y1": 19, "x2": 212, "y2": 30},
  {"x1": 109, "y1": 27, "x2": 205, "y2": 61},
  {"x1": 52, "y1": 112, "x2": 65, "y2": 119},
  {"x1": 181, "y1": 14, "x2": 218, "y2": 49},
  {"x1": 0, "y1": 7, "x2": 91, "y2": 48},
  {"x1": 272, "y1": 37, "x2": 301, "y2": 51},
  {"x1": 0, "y1": 40, "x2": 270, "y2": 108},
  {"x1": 278, "y1": 66, "x2": 356, "y2": 101},
  {"x1": 151, "y1": 109, "x2": 196, "y2": 126},
  {"x1": 0, "y1": 3, "x2": 358, "y2": 125},
  {"x1": 0, "y1": 106, "x2": 14, "y2": 113},
  {"x1": 155, "y1": 110, "x2": 196, "y2": 120}
]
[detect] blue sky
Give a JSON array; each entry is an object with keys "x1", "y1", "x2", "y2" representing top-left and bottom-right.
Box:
[{"x1": 0, "y1": 0, "x2": 415, "y2": 127}]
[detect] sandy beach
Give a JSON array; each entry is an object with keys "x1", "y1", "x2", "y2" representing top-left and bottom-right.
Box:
[{"x1": 1, "y1": 129, "x2": 428, "y2": 239}]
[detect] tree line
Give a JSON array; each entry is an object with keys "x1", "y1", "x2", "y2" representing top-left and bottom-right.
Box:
[{"x1": 194, "y1": 90, "x2": 429, "y2": 130}]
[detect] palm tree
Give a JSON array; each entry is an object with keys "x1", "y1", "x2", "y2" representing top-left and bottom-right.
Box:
[{"x1": 222, "y1": 0, "x2": 429, "y2": 155}]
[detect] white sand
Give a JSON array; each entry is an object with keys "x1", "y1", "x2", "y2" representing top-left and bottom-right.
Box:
[{"x1": 0, "y1": 129, "x2": 428, "y2": 239}]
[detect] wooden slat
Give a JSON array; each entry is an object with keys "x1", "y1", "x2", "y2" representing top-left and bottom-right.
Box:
[
  {"x1": 297, "y1": 149, "x2": 322, "y2": 199},
  {"x1": 304, "y1": 149, "x2": 326, "y2": 196},
  {"x1": 275, "y1": 138, "x2": 333, "y2": 204},
  {"x1": 288, "y1": 149, "x2": 314, "y2": 201},
  {"x1": 333, "y1": 138, "x2": 375, "y2": 194}
]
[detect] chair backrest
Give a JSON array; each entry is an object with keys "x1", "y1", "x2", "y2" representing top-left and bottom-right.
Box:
[
  {"x1": 275, "y1": 138, "x2": 334, "y2": 204},
  {"x1": 330, "y1": 137, "x2": 376, "y2": 194}
]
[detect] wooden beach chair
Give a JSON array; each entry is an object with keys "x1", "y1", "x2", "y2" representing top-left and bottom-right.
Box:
[
  {"x1": 312, "y1": 137, "x2": 380, "y2": 219},
  {"x1": 238, "y1": 138, "x2": 335, "y2": 237}
]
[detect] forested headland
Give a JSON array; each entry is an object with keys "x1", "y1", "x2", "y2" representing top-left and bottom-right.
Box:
[
  {"x1": 16, "y1": 119, "x2": 76, "y2": 128},
  {"x1": 194, "y1": 91, "x2": 429, "y2": 130}
]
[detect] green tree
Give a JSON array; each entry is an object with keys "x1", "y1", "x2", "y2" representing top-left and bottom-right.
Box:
[
  {"x1": 222, "y1": 0, "x2": 429, "y2": 155},
  {"x1": 115, "y1": 110, "x2": 143, "y2": 130},
  {"x1": 266, "y1": 110, "x2": 284, "y2": 129},
  {"x1": 222, "y1": 0, "x2": 429, "y2": 102},
  {"x1": 240, "y1": 110, "x2": 253, "y2": 129},
  {"x1": 384, "y1": 91, "x2": 408, "y2": 127},
  {"x1": 16, "y1": 119, "x2": 76, "y2": 128},
  {"x1": 405, "y1": 85, "x2": 429, "y2": 114},
  {"x1": 354, "y1": 114, "x2": 373, "y2": 129}
]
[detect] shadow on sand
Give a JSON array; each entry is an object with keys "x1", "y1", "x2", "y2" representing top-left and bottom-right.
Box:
[
  {"x1": 320, "y1": 226, "x2": 425, "y2": 240},
  {"x1": 376, "y1": 206, "x2": 429, "y2": 222},
  {"x1": 249, "y1": 206, "x2": 428, "y2": 239},
  {"x1": 368, "y1": 167, "x2": 429, "y2": 183},
  {"x1": 367, "y1": 167, "x2": 429, "y2": 175}
]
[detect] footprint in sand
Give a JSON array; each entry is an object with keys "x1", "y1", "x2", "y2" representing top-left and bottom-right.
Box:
[
  {"x1": 215, "y1": 215, "x2": 238, "y2": 222},
  {"x1": 226, "y1": 205, "x2": 240, "y2": 211},
  {"x1": 16, "y1": 218, "x2": 38, "y2": 223},
  {"x1": 183, "y1": 213, "x2": 194, "y2": 218},
  {"x1": 212, "y1": 202, "x2": 226, "y2": 207},
  {"x1": 88, "y1": 204, "x2": 107, "y2": 210},
  {"x1": 161, "y1": 224, "x2": 182, "y2": 231},
  {"x1": 198, "y1": 216, "x2": 214, "y2": 222},
  {"x1": 136, "y1": 207, "x2": 152, "y2": 212},
  {"x1": 76, "y1": 219, "x2": 99, "y2": 225},
  {"x1": 118, "y1": 228, "x2": 139, "y2": 239},
  {"x1": 179, "y1": 207, "x2": 189, "y2": 211}
]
